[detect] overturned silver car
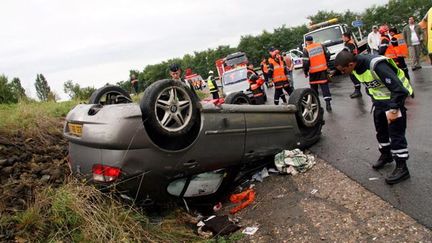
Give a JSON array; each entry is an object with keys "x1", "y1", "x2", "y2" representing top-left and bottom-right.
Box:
[{"x1": 64, "y1": 79, "x2": 324, "y2": 204}]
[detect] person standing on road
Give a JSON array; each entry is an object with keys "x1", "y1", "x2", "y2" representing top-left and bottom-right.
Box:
[
  {"x1": 335, "y1": 51, "x2": 413, "y2": 185},
  {"x1": 343, "y1": 32, "x2": 362, "y2": 98},
  {"x1": 389, "y1": 27, "x2": 411, "y2": 81},
  {"x1": 283, "y1": 52, "x2": 295, "y2": 88},
  {"x1": 260, "y1": 57, "x2": 272, "y2": 88},
  {"x1": 368, "y1": 25, "x2": 381, "y2": 55},
  {"x1": 303, "y1": 36, "x2": 333, "y2": 112},
  {"x1": 267, "y1": 47, "x2": 293, "y2": 105},
  {"x1": 207, "y1": 70, "x2": 220, "y2": 99},
  {"x1": 169, "y1": 63, "x2": 198, "y2": 98},
  {"x1": 403, "y1": 16, "x2": 424, "y2": 71},
  {"x1": 246, "y1": 63, "x2": 265, "y2": 105},
  {"x1": 130, "y1": 73, "x2": 139, "y2": 95}
]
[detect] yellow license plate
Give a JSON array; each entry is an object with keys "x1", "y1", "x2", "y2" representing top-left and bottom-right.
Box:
[{"x1": 68, "y1": 123, "x2": 83, "y2": 137}]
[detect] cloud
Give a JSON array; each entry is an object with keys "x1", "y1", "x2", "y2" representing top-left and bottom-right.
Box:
[{"x1": 0, "y1": 0, "x2": 387, "y2": 100}]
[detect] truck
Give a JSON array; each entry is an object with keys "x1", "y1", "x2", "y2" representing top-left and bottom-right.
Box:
[{"x1": 303, "y1": 18, "x2": 367, "y2": 69}]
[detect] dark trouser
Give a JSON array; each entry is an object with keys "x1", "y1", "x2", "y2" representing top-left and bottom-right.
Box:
[
  {"x1": 211, "y1": 91, "x2": 219, "y2": 99},
  {"x1": 273, "y1": 84, "x2": 293, "y2": 105},
  {"x1": 262, "y1": 72, "x2": 269, "y2": 83},
  {"x1": 373, "y1": 106, "x2": 409, "y2": 161},
  {"x1": 310, "y1": 83, "x2": 331, "y2": 101},
  {"x1": 132, "y1": 82, "x2": 139, "y2": 94},
  {"x1": 395, "y1": 57, "x2": 410, "y2": 81},
  {"x1": 349, "y1": 74, "x2": 361, "y2": 91}
]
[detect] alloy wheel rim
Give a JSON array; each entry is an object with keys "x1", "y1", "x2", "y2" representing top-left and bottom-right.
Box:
[
  {"x1": 300, "y1": 94, "x2": 319, "y2": 124},
  {"x1": 155, "y1": 86, "x2": 192, "y2": 132}
]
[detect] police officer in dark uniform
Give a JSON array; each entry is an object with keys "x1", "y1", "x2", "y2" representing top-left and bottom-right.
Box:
[
  {"x1": 246, "y1": 63, "x2": 265, "y2": 105},
  {"x1": 169, "y1": 63, "x2": 199, "y2": 99},
  {"x1": 342, "y1": 32, "x2": 362, "y2": 98},
  {"x1": 335, "y1": 51, "x2": 413, "y2": 184}
]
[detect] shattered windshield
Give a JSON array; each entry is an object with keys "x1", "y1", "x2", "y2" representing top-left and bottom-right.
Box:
[
  {"x1": 222, "y1": 68, "x2": 247, "y2": 86},
  {"x1": 307, "y1": 26, "x2": 343, "y2": 45}
]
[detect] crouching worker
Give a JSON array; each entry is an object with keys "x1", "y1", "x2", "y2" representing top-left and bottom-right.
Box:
[
  {"x1": 335, "y1": 51, "x2": 413, "y2": 185},
  {"x1": 247, "y1": 63, "x2": 265, "y2": 105}
]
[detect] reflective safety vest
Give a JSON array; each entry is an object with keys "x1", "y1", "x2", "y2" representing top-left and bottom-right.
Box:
[
  {"x1": 394, "y1": 33, "x2": 408, "y2": 58},
  {"x1": 207, "y1": 76, "x2": 217, "y2": 93},
  {"x1": 380, "y1": 36, "x2": 397, "y2": 59},
  {"x1": 352, "y1": 56, "x2": 413, "y2": 101},
  {"x1": 305, "y1": 42, "x2": 327, "y2": 73},
  {"x1": 247, "y1": 69, "x2": 264, "y2": 97},
  {"x1": 268, "y1": 57, "x2": 288, "y2": 83}
]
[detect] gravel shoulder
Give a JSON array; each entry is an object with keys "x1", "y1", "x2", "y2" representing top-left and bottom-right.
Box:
[{"x1": 232, "y1": 158, "x2": 432, "y2": 242}]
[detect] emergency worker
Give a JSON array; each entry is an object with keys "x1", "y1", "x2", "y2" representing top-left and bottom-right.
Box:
[
  {"x1": 267, "y1": 47, "x2": 293, "y2": 105},
  {"x1": 378, "y1": 25, "x2": 398, "y2": 59},
  {"x1": 342, "y1": 32, "x2": 362, "y2": 98},
  {"x1": 207, "y1": 70, "x2": 219, "y2": 99},
  {"x1": 303, "y1": 36, "x2": 332, "y2": 112},
  {"x1": 130, "y1": 73, "x2": 139, "y2": 95},
  {"x1": 169, "y1": 63, "x2": 198, "y2": 98},
  {"x1": 335, "y1": 51, "x2": 413, "y2": 185},
  {"x1": 260, "y1": 57, "x2": 272, "y2": 87},
  {"x1": 389, "y1": 27, "x2": 411, "y2": 81},
  {"x1": 246, "y1": 63, "x2": 265, "y2": 105}
]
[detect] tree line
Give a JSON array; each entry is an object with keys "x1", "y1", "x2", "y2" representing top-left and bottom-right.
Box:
[{"x1": 0, "y1": 0, "x2": 428, "y2": 103}]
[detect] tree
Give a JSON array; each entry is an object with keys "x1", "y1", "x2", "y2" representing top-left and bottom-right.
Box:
[
  {"x1": 63, "y1": 80, "x2": 95, "y2": 100},
  {"x1": 35, "y1": 74, "x2": 51, "y2": 101},
  {"x1": 10, "y1": 77, "x2": 26, "y2": 100},
  {"x1": 0, "y1": 75, "x2": 18, "y2": 104}
]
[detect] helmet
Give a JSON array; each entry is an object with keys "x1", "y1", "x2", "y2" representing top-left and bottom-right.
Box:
[
  {"x1": 379, "y1": 25, "x2": 389, "y2": 35},
  {"x1": 169, "y1": 63, "x2": 181, "y2": 72},
  {"x1": 208, "y1": 70, "x2": 214, "y2": 74}
]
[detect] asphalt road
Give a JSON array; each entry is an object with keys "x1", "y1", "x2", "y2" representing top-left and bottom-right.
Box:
[{"x1": 264, "y1": 65, "x2": 432, "y2": 228}]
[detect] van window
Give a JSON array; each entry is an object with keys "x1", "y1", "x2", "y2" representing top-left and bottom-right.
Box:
[{"x1": 308, "y1": 26, "x2": 343, "y2": 45}]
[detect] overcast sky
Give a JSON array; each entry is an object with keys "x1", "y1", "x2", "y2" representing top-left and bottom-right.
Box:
[{"x1": 1, "y1": 0, "x2": 388, "y2": 100}]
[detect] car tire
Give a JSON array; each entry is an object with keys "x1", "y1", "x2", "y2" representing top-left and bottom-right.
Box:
[
  {"x1": 288, "y1": 88, "x2": 322, "y2": 128},
  {"x1": 88, "y1": 85, "x2": 132, "y2": 105},
  {"x1": 140, "y1": 79, "x2": 199, "y2": 137},
  {"x1": 224, "y1": 92, "x2": 251, "y2": 105}
]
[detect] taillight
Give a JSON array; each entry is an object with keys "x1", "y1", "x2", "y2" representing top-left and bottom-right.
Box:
[{"x1": 92, "y1": 164, "x2": 121, "y2": 182}]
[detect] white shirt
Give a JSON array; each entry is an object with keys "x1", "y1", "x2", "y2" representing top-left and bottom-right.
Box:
[
  {"x1": 409, "y1": 25, "x2": 420, "y2": 45},
  {"x1": 367, "y1": 31, "x2": 381, "y2": 50}
]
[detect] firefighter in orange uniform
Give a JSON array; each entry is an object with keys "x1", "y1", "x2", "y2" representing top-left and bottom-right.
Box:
[
  {"x1": 389, "y1": 27, "x2": 410, "y2": 81},
  {"x1": 246, "y1": 63, "x2": 265, "y2": 105},
  {"x1": 303, "y1": 36, "x2": 332, "y2": 112},
  {"x1": 378, "y1": 25, "x2": 398, "y2": 60},
  {"x1": 267, "y1": 47, "x2": 293, "y2": 105},
  {"x1": 260, "y1": 57, "x2": 272, "y2": 88}
]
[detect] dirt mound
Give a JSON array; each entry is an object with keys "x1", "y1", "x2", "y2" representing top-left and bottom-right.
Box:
[{"x1": 0, "y1": 127, "x2": 70, "y2": 213}]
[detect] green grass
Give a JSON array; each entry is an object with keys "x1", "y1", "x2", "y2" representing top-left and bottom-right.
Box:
[
  {"x1": 0, "y1": 100, "x2": 80, "y2": 135},
  {"x1": 6, "y1": 179, "x2": 201, "y2": 242}
]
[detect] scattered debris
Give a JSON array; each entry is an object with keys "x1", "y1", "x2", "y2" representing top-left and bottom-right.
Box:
[
  {"x1": 274, "y1": 149, "x2": 316, "y2": 174},
  {"x1": 242, "y1": 226, "x2": 259, "y2": 235},
  {"x1": 213, "y1": 202, "x2": 223, "y2": 212},
  {"x1": 311, "y1": 189, "x2": 318, "y2": 195},
  {"x1": 197, "y1": 215, "x2": 241, "y2": 236},
  {"x1": 252, "y1": 167, "x2": 269, "y2": 182},
  {"x1": 369, "y1": 177, "x2": 379, "y2": 181},
  {"x1": 268, "y1": 168, "x2": 279, "y2": 173},
  {"x1": 230, "y1": 188, "x2": 256, "y2": 214}
]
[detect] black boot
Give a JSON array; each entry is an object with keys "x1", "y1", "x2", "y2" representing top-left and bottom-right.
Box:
[
  {"x1": 325, "y1": 100, "x2": 332, "y2": 112},
  {"x1": 372, "y1": 153, "x2": 393, "y2": 170},
  {"x1": 385, "y1": 160, "x2": 410, "y2": 185},
  {"x1": 350, "y1": 89, "x2": 362, "y2": 98}
]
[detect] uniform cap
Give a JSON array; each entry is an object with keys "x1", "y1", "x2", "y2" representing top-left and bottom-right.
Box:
[{"x1": 305, "y1": 36, "x2": 313, "y2": 41}]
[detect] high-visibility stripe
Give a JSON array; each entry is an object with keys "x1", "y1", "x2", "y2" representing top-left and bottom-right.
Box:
[
  {"x1": 310, "y1": 79, "x2": 328, "y2": 84},
  {"x1": 395, "y1": 153, "x2": 409, "y2": 158},
  {"x1": 391, "y1": 148, "x2": 409, "y2": 154},
  {"x1": 378, "y1": 142, "x2": 391, "y2": 148}
]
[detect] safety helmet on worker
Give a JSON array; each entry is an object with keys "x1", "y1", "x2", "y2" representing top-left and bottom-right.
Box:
[
  {"x1": 208, "y1": 70, "x2": 214, "y2": 74},
  {"x1": 379, "y1": 25, "x2": 389, "y2": 35}
]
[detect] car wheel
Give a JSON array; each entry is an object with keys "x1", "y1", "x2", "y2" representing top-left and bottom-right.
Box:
[
  {"x1": 140, "y1": 79, "x2": 199, "y2": 137},
  {"x1": 288, "y1": 88, "x2": 322, "y2": 128},
  {"x1": 88, "y1": 85, "x2": 132, "y2": 105},
  {"x1": 224, "y1": 92, "x2": 251, "y2": 105}
]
